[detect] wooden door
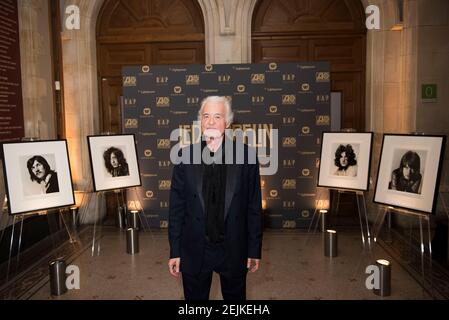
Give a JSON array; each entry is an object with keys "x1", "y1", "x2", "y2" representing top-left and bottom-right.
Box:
[{"x1": 97, "y1": 0, "x2": 205, "y2": 133}]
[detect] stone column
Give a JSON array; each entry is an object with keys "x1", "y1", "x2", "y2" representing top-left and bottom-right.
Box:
[
  {"x1": 197, "y1": 0, "x2": 258, "y2": 64},
  {"x1": 18, "y1": 0, "x2": 56, "y2": 139},
  {"x1": 60, "y1": 0, "x2": 104, "y2": 223}
]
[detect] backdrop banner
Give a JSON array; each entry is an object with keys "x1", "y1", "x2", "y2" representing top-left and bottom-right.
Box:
[{"x1": 122, "y1": 62, "x2": 330, "y2": 229}]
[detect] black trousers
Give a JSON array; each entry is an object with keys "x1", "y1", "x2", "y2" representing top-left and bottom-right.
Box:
[{"x1": 182, "y1": 242, "x2": 247, "y2": 300}]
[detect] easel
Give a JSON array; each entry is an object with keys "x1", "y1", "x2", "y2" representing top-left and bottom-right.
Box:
[
  {"x1": 307, "y1": 186, "x2": 372, "y2": 247},
  {"x1": 436, "y1": 189, "x2": 449, "y2": 264},
  {"x1": 0, "y1": 194, "x2": 75, "y2": 290},
  {"x1": 371, "y1": 205, "x2": 433, "y2": 296},
  {"x1": 85, "y1": 185, "x2": 152, "y2": 257}
]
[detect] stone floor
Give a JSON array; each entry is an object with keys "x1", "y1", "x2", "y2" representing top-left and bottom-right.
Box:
[{"x1": 16, "y1": 227, "x2": 432, "y2": 300}]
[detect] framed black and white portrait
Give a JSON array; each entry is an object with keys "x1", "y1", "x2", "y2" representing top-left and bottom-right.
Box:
[
  {"x1": 87, "y1": 134, "x2": 141, "y2": 192},
  {"x1": 317, "y1": 132, "x2": 374, "y2": 191},
  {"x1": 1, "y1": 140, "x2": 75, "y2": 215},
  {"x1": 374, "y1": 134, "x2": 446, "y2": 214}
]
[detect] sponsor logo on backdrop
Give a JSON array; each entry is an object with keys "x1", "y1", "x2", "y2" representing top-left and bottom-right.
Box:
[
  {"x1": 316, "y1": 115, "x2": 330, "y2": 126},
  {"x1": 300, "y1": 83, "x2": 310, "y2": 92},
  {"x1": 160, "y1": 201, "x2": 169, "y2": 208},
  {"x1": 173, "y1": 86, "x2": 183, "y2": 94},
  {"x1": 205, "y1": 64, "x2": 213, "y2": 72},
  {"x1": 156, "y1": 96, "x2": 170, "y2": 107},
  {"x1": 282, "y1": 74, "x2": 295, "y2": 81},
  {"x1": 298, "y1": 108, "x2": 315, "y2": 113},
  {"x1": 124, "y1": 98, "x2": 136, "y2": 106},
  {"x1": 282, "y1": 220, "x2": 296, "y2": 228},
  {"x1": 187, "y1": 97, "x2": 200, "y2": 105},
  {"x1": 237, "y1": 85, "x2": 246, "y2": 93},
  {"x1": 145, "y1": 190, "x2": 154, "y2": 198},
  {"x1": 218, "y1": 75, "x2": 231, "y2": 83},
  {"x1": 157, "y1": 119, "x2": 169, "y2": 126},
  {"x1": 301, "y1": 168, "x2": 311, "y2": 177},
  {"x1": 252, "y1": 96, "x2": 265, "y2": 104},
  {"x1": 282, "y1": 179, "x2": 296, "y2": 189},
  {"x1": 268, "y1": 62, "x2": 277, "y2": 71},
  {"x1": 160, "y1": 221, "x2": 168, "y2": 228},
  {"x1": 301, "y1": 210, "x2": 311, "y2": 218},
  {"x1": 283, "y1": 159, "x2": 296, "y2": 168},
  {"x1": 123, "y1": 76, "x2": 136, "y2": 87},
  {"x1": 159, "y1": 180, "x2": 171, "y2": 190},
  {"x1": 186, "y1": 75, "x2": 200, "y2": 85},
  {"x1": 156, "y1": 76, "x2": 168, "y2": 84},
  {"x1": 317, "y1": 94, "x2": 330, "y2": 103},
  {"x1": 142, "y1": 108, "x2": 152, "y2": 116},
  {"x1": 142, "y1": 65, "x2": 150, "y2": 73},
  {"x1": 298, "y1": 193, "x2": 316, "y2": 197},
  {"x1": 282, "y1": 94, "x2": 296, "y2": 105},
  {"x1": 124, "y1": 118, "x2": 138, "y2": 129},
  {"x1": 283, "y1": 201, "x2": 295, "y2": 209},
  {"x1": 157, "y1": 139, "x2": 171, "y2": 149},
  {"x1": 269, "y1": 189, "x2": 278, "y2": 198},
  {"x1": 298, "y1": 150, "x2": 316, "y2": 156},
  {"x1": 269, "y1": 106, "x2": 278, "y2": 113},
  {"x1": 283, "y1": 117, "x2": 295, "y2": 125},
  {"x1": 316, "y1": 72, "x2": 330, "y2": 82},
  {"x1": 158, "y1": 160, "x2": 171, "y2": 168},
  {"x1": 282, "y1": 137, "x2": 296, "y2": 147},
  {"x1": 144, "y1": 149, "x2": 152, "y2": 157},
  {"x1": 300, "y1": 126, "x2": 311, "y2": 135},
  {"x1": 251, "y1": 73, "x2": 265, "y2": 84}
]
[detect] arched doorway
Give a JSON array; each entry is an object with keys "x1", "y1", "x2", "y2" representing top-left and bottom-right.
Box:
[
  {"x1": 252, "y1": 0, "x2": 367, "y2": 225},
  {"x1": 252, "y1": 0, "x2": 366, "y2": 132},
  {"x1": 96, "y1": 0, "x2": 205, "y2": 133}
]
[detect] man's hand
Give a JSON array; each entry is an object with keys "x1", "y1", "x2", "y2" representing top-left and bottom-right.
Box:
[
  {"x1": 168, "y1": 258, "x2": 181, "y2": 277},
  {"x1": 247, "y1": 258, "x2": 260, "y2": 273}
]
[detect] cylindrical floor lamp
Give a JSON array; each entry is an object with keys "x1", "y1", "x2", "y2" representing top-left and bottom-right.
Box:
[
  {"x1": 126, "y1": 228, "x2": 139, "y2": 254},
  {"x1": 49, "y1": 258, "x2": 67, "y2": 296},
  {"x1": 374, "y1": 259, "x2": 391, "y2": 297},
  {"x1": 324, "y1": 229, "x2": 338, "y2": 257}
]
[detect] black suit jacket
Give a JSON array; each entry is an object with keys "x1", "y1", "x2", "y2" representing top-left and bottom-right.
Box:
[
  {"x1": 46, "y1": 171, "x2": 59, "y2": 193},
  {"x1": 168, "y1": 140, "x2": 263, "y2": 276}
]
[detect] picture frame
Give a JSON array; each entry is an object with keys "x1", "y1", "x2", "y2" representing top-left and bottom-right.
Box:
[
  {"x1": 317, "y1": 132, "x2": 374, "y2": 191},
  {"x1": 1, "y1": 140, "x2": 75, "y2": 215},
  {"x1": 87, "y1": 134, "x2": 141, "y2": 192},
  {"x1": 374, "y1": 134, "x2": 446, "y2": 214}
]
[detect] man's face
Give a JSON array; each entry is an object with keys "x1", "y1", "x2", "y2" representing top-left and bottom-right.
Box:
[
  {"x1": 403, "y1": 164, "x2": 413, "y2": 180},
  {"x1": 32, "y1": 160, "x2": 46, "y2": 180},
  {"x1": 110, "y1": 152, "x2": 119, "y2": 168},
  {"x1": 201, "y1": 101, "x2": 227, "y2": 139},
  {"x1": 339, "y1": 151, "x2": 348, "y2": 167}
]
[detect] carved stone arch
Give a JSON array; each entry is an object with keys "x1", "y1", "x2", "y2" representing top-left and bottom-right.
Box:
[
  {"x1": 97, "y1": 0, "x2": 204, "y2": 39},
  {"x1": 253, "y1": 0, "x2": 366, "y2": 34},
  {"x1": 252, "y1": 0, "x2": 366, "y2": 133}
]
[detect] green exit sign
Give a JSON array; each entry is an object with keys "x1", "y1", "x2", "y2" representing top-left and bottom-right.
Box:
[{"x1": 422, "y1": 84, "x2": 437, "y2": 103}]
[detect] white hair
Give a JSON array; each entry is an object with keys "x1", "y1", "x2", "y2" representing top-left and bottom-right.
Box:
[{"x1": 197, "y1": 96, "x2": 234, "y2": 127}]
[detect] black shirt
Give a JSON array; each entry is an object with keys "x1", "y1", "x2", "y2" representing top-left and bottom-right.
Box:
[{"x1": 202, "y1": 140, "x2": 226, "y2": 243}]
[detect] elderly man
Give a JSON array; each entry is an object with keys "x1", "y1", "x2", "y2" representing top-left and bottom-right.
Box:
[{"x1": 168, "y1": 96, "x2": 263, "y2": 300}]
